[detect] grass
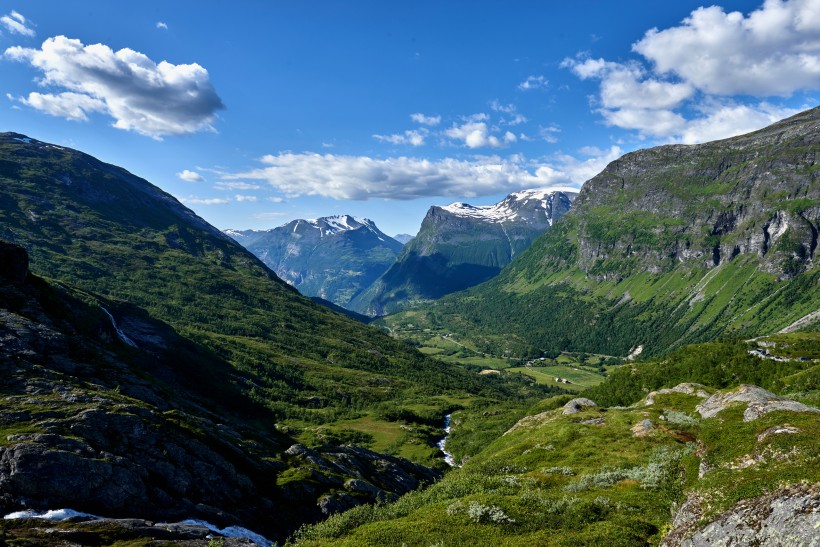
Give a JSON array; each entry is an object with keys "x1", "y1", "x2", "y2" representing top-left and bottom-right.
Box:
[
  {"x1": 291, "y1": 370, "x2": 820, "y2": 546},
  {"x1": 508, "y1": 365, "x2": 606, "y2": 390}
]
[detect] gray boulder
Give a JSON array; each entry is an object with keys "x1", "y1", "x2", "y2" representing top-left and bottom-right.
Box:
[
  {"x1": 696, "y1": 385, "x2": 819, "y2": 421},
  {"x1": 562, "y1": 398, "x2": 598, "y2": 415}
]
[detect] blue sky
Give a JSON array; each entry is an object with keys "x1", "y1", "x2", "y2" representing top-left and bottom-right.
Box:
[{"x1": 2, "y1": 1, "x2": 818, "y2": 236}]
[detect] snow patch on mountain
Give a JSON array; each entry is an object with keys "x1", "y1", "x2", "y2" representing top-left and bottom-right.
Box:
[{"x1": 440, "y1": 188, "x2": 577, "y2": 224}]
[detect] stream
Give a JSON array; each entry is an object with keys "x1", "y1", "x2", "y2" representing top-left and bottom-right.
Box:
[{"x1": 437, "y1": 414, "x2": 457, "y2": 467}]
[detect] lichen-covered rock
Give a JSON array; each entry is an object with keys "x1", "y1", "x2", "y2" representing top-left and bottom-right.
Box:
[
  {"x1": 562, "y1": 398, "x2": 598, "y2": 415},
  {"x1": 644, "y1": 383, "x2": 710, "y2": 406},
  {"x1": 663, "y1": 483, "x2": 820, "y2": 546},
  {"x1": 631, "y1": 419, "x2": 654, "y2": 437},
  {"x1": 696, "y1": 385, "x2": 820, "y2": 421},
  {"x1": 757, "y1": 425, "x2": 801, "y2": 443}
]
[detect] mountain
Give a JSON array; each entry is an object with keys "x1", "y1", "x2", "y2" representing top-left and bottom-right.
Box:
[
  {"x1": 393, "y1": 233, "x2": 415, "y2": 245},
  {"x1": 0, "y1": 132, "x2": 551, "y2": 540},
  {"x1": 350, "y1": 189, "x2": 576, "y2": 315},
  {"x1": 226, "y1": 216, "x2": 403, "y2": 307},
  {"x1": 378, "y1": 107, "x2": 820, "y2": 358}
]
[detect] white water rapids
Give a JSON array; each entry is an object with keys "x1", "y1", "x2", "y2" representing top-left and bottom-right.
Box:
[{"x1": 437, "y1": 414, "x2": 457, "y2": 467}]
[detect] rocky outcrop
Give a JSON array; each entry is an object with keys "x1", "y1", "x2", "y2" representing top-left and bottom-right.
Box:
[
  {"x1": 662, "y1": 483, "x2": 820, "y2": 546},
  {"x1": 696, "y1": 384, "x2": 820, "y2": 421},
  {"x1": 630, "y1": 419, "x2": 654, "y2": 437},
  {"x1": 562, "y1": 397, "x2": 598, "y2": 415},
  {"x1": 282, "y1": 443, "x2": 442, "y2": 516},
  {"x1": 644, "y1": 383, "x2": 710, "y2": 405}
]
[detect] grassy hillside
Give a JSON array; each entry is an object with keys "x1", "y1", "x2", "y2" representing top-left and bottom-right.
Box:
[{"x1": 291, "y1": 335, "x2": 820, "y2": 545}]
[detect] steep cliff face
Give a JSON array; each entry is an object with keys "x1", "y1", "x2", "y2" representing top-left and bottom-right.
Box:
[
  {"x1": 227, "y1": 216, "x2": 402, "y2": 307},
  {"x1": 569, "y1": 107, "x2": 819, "y2": 279},
  {"x1": 351, "y1": 190, "x2": 575, "y2": 315}
]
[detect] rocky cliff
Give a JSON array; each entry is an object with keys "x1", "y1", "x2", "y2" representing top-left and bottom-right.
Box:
[{"x1": 570, "y1": 107, "x2": 819, "y2": 279}]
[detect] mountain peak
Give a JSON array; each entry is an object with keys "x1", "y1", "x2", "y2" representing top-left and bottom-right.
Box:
[{"x1": 438, "y1": 188, "x2": 577, "y2": 224}]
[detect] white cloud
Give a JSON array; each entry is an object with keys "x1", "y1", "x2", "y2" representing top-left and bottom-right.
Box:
[
  {"x1": 5, "y1": 35, "x2": 223, "y2": 138},
  {"x1": 214, "y1": 181, "x2": 262, "y2": 190},
  {"x1": 490, "y1": 101, "x2": 528, "y2": 125},
  {"x1": 445, "y1": 121, "x2": 504, "y2": 148},
  {"x1": 410, "y1": 112, "x2": 441, "y2": 126},
  {"x1": 677, "y1": 101, "x2": 802, "y2": 144},
  {"x1": 564, "y1": 0, "x2": 820, "y2": 143},
  {"x1": 177, "y1": 169, "x2": 204, "y2": 182},
  {"x1": 180, "y1": 196, "x2": 229, "y2": 205},
  {"x1": 1, "y1": 10, "x2": 34, "y2": 37},
  {"x1": 373, "y1": 129, "x2": 427, "y2": 146},
  {"x1": 490, "y1": 100, "x2": 516, "y2": 114},
  {"x1": 234, "y1": 194, "x2": 258, "y2": 202},
  {"x1": 539, "y1": 125, "x2": 561, "y2": 143},
  {"x1": 565, "y1": 58, "x2": 694, "y2": 110},
  {"x1": 518, "y1": 75, "x2": 548, "y2": 90},
  {"x1": 156, "y1": 21, "x2": 168, "y2": 30},
  {"x1": 19, "y1": 91, "x2": 106, "y2": 121},
  {"x1": 634, "y1": 0, "x2": 820, "y2": 96},
  {"x1": 268, "y1": 197, "x2": 284, "y2": 203},
  {"x1": 222, "y1": 148, "x2": 623, "y2": 201}
]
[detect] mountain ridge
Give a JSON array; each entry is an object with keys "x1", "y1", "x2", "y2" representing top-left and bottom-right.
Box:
[
  {"x1": 226, "y1": 214, "x2": 403, "y2": 307},
  {"x1": 350, "y1": 189, "x2": 576, "y2": 315}
]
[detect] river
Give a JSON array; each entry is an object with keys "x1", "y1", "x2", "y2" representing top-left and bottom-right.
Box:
[{"x1": 437, "y1": 414, "x2": 457, "y2": 467}]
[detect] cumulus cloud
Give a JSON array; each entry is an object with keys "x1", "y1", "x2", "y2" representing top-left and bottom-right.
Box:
[
  {"x1": 518, "y1": 75, "x2": 548, "y2": 90},
  {"x1": 1, "y1": 10, "x2": 34, "y2": 37},
  {"x1": 19, "y1": 91, "x2": 106, "y2": 121},
  {"x1": 634, "y1": 0, "x2": 820, "y2": 96},
  {"x1": 410, "y1": 112, "x2": 441, "y2": 126},
  {"x1": 177, "y1": 169, "x2": 204, "y2": 182},
  {"x1": 221, "y1": 147, "x2": 623, "y2": 201},
  {"x1": 373, "y1": 129, "x2": 427, "y2": 146},
  {"x1": 444, "y1": 112, "x2": 523, "y2": 149},
  {"x1": 156, "y1": 21, "x2": 168, "y2": 30},
  {"x1": 564, "y1": 0, "x2": 820, "y2": 143},
  {"x1": 234, "y1": 194, "x2": 258, "y2": 202},
  {"x1": 677, "y1": 101, "x2": 802, "y2": 144},
  {"x1": 5, "y1": 35, "x2": 224, "y2": 138}
]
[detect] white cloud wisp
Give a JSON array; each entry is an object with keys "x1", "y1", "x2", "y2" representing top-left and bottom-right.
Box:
[{"x1": 1, "y1": 10, "x2": 34, "y2": 37}]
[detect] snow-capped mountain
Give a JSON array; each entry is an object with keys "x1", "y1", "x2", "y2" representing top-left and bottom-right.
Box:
[
  {"x1": 225, "y1": 215, "x2": 403, "y2": 307},
  {"x1": 349, "y1": 189, "x2": 576, "y2": 315},
  {"x1": 439, "y1": 189, "x2": 573, "y2": 225}
]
